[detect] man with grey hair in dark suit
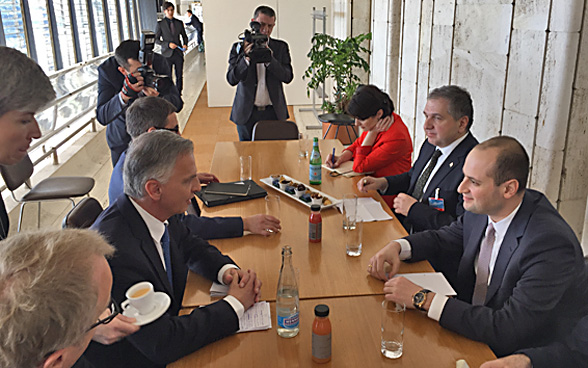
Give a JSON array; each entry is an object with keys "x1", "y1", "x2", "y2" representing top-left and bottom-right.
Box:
[{"x1": 226, "y1": 5, "x2": 293, "y2": 141}]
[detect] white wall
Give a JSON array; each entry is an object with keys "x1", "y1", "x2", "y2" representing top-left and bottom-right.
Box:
[
  {"x1": 202, "y1": 0, "x2": 331, "y2": 107},
  {"x1": 370, "y1": 0, "x2": 588, "y2": 240}
]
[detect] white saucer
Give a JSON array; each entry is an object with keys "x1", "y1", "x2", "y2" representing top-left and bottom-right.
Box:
[{"x1": 122, "y1": 292, "x2": 171, "y2": 326}]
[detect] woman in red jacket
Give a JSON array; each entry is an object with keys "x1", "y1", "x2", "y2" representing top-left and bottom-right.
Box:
[{"x1": 325, "y1": 85, "x2": 412, "y2": 208}]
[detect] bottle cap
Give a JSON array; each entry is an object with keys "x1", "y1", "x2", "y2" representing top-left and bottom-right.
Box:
[
  {"x1": 314, "y1": 304, "x2": 329, "y2": 317},
  {"x1": 310, "y1": 204, "x2": 321, "y2": 212}
]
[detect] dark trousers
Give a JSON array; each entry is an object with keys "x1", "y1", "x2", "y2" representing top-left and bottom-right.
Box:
[
  {"x1": 237, "y1": 106, "x2": 277, "y2": 141},
  {"x1": 167, "y1": 49, "x2": 184, "y2": 94}
]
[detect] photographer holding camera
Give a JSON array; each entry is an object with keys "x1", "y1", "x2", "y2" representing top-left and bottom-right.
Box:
[
  {"x1": 227, "y1": 5, "x2": 293, "y2": 141},
  {"x1": 97, "y1": 39, "x2": 183, "y2": 166}
]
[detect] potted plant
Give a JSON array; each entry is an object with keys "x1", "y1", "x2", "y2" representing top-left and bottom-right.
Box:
[{"x1": 303, "y1": 32, "x2": 371, "y2": 143}]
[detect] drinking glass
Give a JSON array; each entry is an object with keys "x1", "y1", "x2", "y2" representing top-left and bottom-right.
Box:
[
  {"x1": 342, "y1": 194, "x2": 358, "y2": 230},
  {"x1": 381, "y1": 301, "x2": 405, "y2": 359},
  {"x1": 240, "y1": 155, "x2": 252, "y2": 181},
  {"x1": 344, "y1": 221, "x2": 363, "y2": 256},
  {"x1": 265, "y1": 195, "x2": 281, "y2": 233}
]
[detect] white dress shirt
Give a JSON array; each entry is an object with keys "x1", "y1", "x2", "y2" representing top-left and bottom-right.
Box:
[
  {"x1": 244, "y1": 57, "x2": 272, "y2": 107},
  {"x1": 129, "y1": 198, "x2": 244, "y2": 317},
  {"x1": 396, "y1": 201, "x2": 523, "y2": 321}
]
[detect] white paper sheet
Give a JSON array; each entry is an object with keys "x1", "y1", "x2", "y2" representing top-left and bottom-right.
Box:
[
  {"x1": 238, "y1": 301, "x2": 272, "y2": 333},
  {"x1": 396, "y1": 272, "x2": 457, "y2": 296},
  {"x1": 337, "y1": 197, "x2": 394, "y2": 222}
]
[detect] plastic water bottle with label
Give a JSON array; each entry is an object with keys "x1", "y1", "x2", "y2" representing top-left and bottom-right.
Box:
[{"x1": 276, "y1": 245, "x2": 300, "y2": 338}]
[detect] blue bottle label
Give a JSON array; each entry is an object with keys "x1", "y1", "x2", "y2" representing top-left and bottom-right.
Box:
[
  {"x1": 309, "y1": 164, "x2": 321, "y2": 182},
  {"x1": 278, "y1": 312, "x2": 300, "y2": 328}
]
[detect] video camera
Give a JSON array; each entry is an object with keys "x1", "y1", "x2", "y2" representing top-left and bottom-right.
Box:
[
  {"x1": 241, "y1": 21, "x2": 271, "y2": 63},
  {"x1": 138, "y1": 30, "x2": 172, "y2": 91}
]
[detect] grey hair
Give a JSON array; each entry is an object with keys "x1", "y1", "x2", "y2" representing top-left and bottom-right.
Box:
[
  {"x1": 0, "y1": 229, "x2": 114, "y2": 368},
  {"x1": 126, "y1": 96, "x2": 177, "y2": 138},
  {"x1": 427, "y1": 85, "x2": 474, "y2": 130},
  {"x1": 0, "y1": 47, "x2": 56, "y2": 117},
  {"x1": 124, "y1": 130, "x2": 194, "y2": 199}
]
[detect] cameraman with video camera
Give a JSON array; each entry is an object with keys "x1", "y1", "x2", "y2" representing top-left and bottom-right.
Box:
[
  {"x1": 227, "y1": 5, "x2": 293, "y2": 141},
  {"x1": 97, "y1": 38, "x2": 183, "y2": 165}
]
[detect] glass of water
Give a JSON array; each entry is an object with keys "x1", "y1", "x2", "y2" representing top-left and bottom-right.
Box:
[
  {"x1": 381, "y1": 301, "x2": 405, "y2": 359},
  {"x1": 298, "y1": 133, "x2": 309, "y2": 159},
  {"x1": 342, "y1": 194, "x2": 358, "y2": 230},
  {"x1": 344, "y1": 221, "x2": 363, "y2": 256},
  {"x1": 265, "y1": 195, "x2": 281, "y2": 233}
]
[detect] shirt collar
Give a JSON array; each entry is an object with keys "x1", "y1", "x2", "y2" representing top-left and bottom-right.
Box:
[
  {"x1": 129, "y1": 197, "x2": 168, "y2": 243},
  {"x1": 436, "y1": 132, "x2": 469, "y2": 157},
  {"x1": 487, "y1": 200, "x2": 523, "y2": 238}
]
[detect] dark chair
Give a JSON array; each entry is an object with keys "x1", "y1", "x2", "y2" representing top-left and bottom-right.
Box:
[
  {"x1": 252, "y1": 120, "x2": 300, "y2": 141},
  {"x1": 62, "y1": 197, "x2": 104, "y2": 229},
  {"x1": 319, "y1": 113, "x2": 359, "y2": 143},
  {"x1": 0, "y1": 154, "x2": 95, "y2": 231}
]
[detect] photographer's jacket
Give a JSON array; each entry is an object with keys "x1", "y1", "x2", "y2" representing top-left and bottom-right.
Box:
[
  {"x1": 226, "y1": 37, "x2": 293, "y2": 126},
  {"x1": 96, "y1": 55, "x2": 183, "y2": 165}
]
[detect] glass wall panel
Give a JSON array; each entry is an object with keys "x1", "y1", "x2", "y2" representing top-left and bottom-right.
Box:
[
  {"x1": 28, "y1": 0, "x2": 55, "y2": 72},
  {"x1": 0, "y1": 0, "x2": 26, "y2": 53},
  {"x1": 91, "y1": 0, "x2": 107, "y2": 54},
  {"x1": 128, "y1": 0, "x2": 136, "y2": 39},
  {"x1": 107, "y1": 0, "x2": 119, "y2": 47},
  {"x1": 73, "y1": 0, "x2": 93, "y2": 60},
  {"x1": 53, "y1": 0, "x2": 76, "y2": 68},
  {"x1": 119, "y1": 0, "x2": 129, "y2": 40}
]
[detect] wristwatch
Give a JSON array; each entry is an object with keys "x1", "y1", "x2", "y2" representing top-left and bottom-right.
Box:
[{"x1": 412, "y1": 289, "x2": 432, "y2": 311}]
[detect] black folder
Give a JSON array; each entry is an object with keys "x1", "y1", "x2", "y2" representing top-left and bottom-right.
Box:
[{"x1": 195, "y1": 180, "x2": 267, "y2": 207}]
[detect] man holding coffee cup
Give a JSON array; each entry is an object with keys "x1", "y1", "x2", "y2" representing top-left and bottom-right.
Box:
[{"x1": 84, "y1": 131, "x2": 261, "y2": 368}]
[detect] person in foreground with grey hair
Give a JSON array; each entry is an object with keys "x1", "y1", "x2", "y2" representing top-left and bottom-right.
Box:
[
  {"x1": 0, "y1": 46, "x2": 55, "y2": 240},
  {"x1": 85, "y1": 131, "x2": 262, "y2": 368},
  {"x1": 107, "y1": 96, "x2": 280, "y2": 238},
  {"x1": 0, "y1": 229, "x2": 114, "y2": 368}
]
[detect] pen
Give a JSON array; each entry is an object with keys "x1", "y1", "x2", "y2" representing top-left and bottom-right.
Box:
[{"x1": 331, "y1": 148, "x2": 336, "y2": 165}]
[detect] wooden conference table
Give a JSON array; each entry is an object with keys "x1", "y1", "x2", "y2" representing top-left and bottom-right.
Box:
[{"x1": 172, "y1": 139, "x2": 495, "y2": 367}]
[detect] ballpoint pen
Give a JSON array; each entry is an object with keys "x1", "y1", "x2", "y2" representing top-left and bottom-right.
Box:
[{"x1": 331, "y1": 148, "x2": 336, "y2": 165}]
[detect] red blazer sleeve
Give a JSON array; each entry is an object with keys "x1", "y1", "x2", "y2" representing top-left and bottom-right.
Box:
[{"x1": 345, "y1": 114, "x2": 412, "y2": 174}]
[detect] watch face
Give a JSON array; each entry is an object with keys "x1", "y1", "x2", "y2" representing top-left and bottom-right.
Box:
[{"x1": 414, "y1": 292, "x2": 425, "y2": 304}]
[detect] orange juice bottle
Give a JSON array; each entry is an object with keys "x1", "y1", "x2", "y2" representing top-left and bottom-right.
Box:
[{"x1": 312, "y1": 304, "x2": 331, "y2": 363}]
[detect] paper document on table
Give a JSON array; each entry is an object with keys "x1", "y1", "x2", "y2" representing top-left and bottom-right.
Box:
[
  {"x1": 321, "y1": 161, "x2": 372, "y2": 177},
  {"x1": 238, "y1": 301, "x2": 272, "y2": 332},
  {"x1": 396, "y1": 272, "x2": 456, "y2": 296},
  {"x1": 456, "y1": 359, "x2": 470, "y2": 368},
  {"x1": 338, "y1": 197, "x2": 393, "y2": 222},
  {"x1": 210, "y1": 282, "x2": 229, "y2": 297}
]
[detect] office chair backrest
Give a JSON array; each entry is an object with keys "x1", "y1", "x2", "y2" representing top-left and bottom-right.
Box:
[
  {"x1": 252, "y1": 120, "x2": 299, "y2": 141},
  {"x1": 62, "y1": 197, "x2": 104, "y2": 229},
  {"x1": 0, "y1": 154, "x2": 34, "y2": 191}
]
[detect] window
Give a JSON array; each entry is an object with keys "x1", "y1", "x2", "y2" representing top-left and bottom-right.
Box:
[
  {"x1": 91, "y1": 0, "x2": 107, "y2": 54},
  {"x1": 73, "y1": 0, "x2": 93, "y2": 60},
  {"x1": 119, "y1": 0, "x2": 129, "y2": 40},
  {"x1": 0, "y1": 0, "x2": 27, "y2": 54},
  {"x1": 52, "y1": 0, "x2": 76, "y2": 68},
  {"x1": 28, "y1": 0, "x2": 55, "y2": 72},
  {"x1": 128, "y1": 0, "x2": 137, "y2": 39},
  {"x1": 107, "y1": 0, "x2": 119, "y2": 47}
]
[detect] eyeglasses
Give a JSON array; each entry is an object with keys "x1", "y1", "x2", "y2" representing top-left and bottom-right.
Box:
[
  {"x1": 87, "y1": 297, "x2": 120, "y2": 331},
  {"x1": 156, "y1": 125, "x2": 180, "y2": 133}
]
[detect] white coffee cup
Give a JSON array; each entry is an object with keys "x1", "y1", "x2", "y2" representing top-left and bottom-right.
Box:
[{"x1": 122, "y1": 281, "x2": 156, "y2": 315}]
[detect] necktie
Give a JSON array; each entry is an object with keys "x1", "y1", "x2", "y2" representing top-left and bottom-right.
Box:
[
  {"x1": 161, "y1": 225, "x2": 173, "y2": 289},
  {"x1": 411, "y1": 149, "x2": 442, "y2": 200},
  {"x1": 169, "y1": 19, "x2": 176, "y2": 36},
  {"x1": 472, "y1": 223, "x2": 496, "y2": 305}
]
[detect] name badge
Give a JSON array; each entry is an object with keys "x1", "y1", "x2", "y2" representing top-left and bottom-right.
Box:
[{"x1": 428, "y1": 188, "x2": 444, "y2": 211}]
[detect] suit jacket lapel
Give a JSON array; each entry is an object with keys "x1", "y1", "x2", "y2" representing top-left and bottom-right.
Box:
[
  {"x1": 485, "y1": 194, "x2": 531, "y2": 303},
  {"x1": 119, "y1": 196, "x2": 174, "y2": 296}
]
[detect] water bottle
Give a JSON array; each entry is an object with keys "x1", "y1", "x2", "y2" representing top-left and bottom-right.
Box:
[
  {"x1": 276, "y1": 245, "x2": 300, "y2": 337},
  {"x1": 309, "y1": 137, "x2": 322, "y2": 185}
]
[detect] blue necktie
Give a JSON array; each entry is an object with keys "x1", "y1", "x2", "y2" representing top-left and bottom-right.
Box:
[{"x1": 161, "y1": 225, "x2": 173, "y2": 289}]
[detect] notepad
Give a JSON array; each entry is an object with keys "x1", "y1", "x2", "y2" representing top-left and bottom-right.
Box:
[
  {"x1": 204, "y1": 182, "x2": 251, "y2": 196},
  {"x1": 321, "y1": 161, "x2": 373, "y2": 177},
  {"x1": 238, "y1": 301, "x2": 272, "y2": 333}
]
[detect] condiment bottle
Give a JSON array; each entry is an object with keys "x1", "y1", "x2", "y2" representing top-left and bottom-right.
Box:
[
  {"x1": 309, "y1": 204, "x2": 322, "y2": 243},
  {"x1": 312, "y1": 304, "x2": 331, "y2": 363},
  {"x1": 309, "y1": 137, "x2": 322, "y2": 185},
  {"x1": 276, "y1": 246, "x2": 300, "y2": 338}
]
